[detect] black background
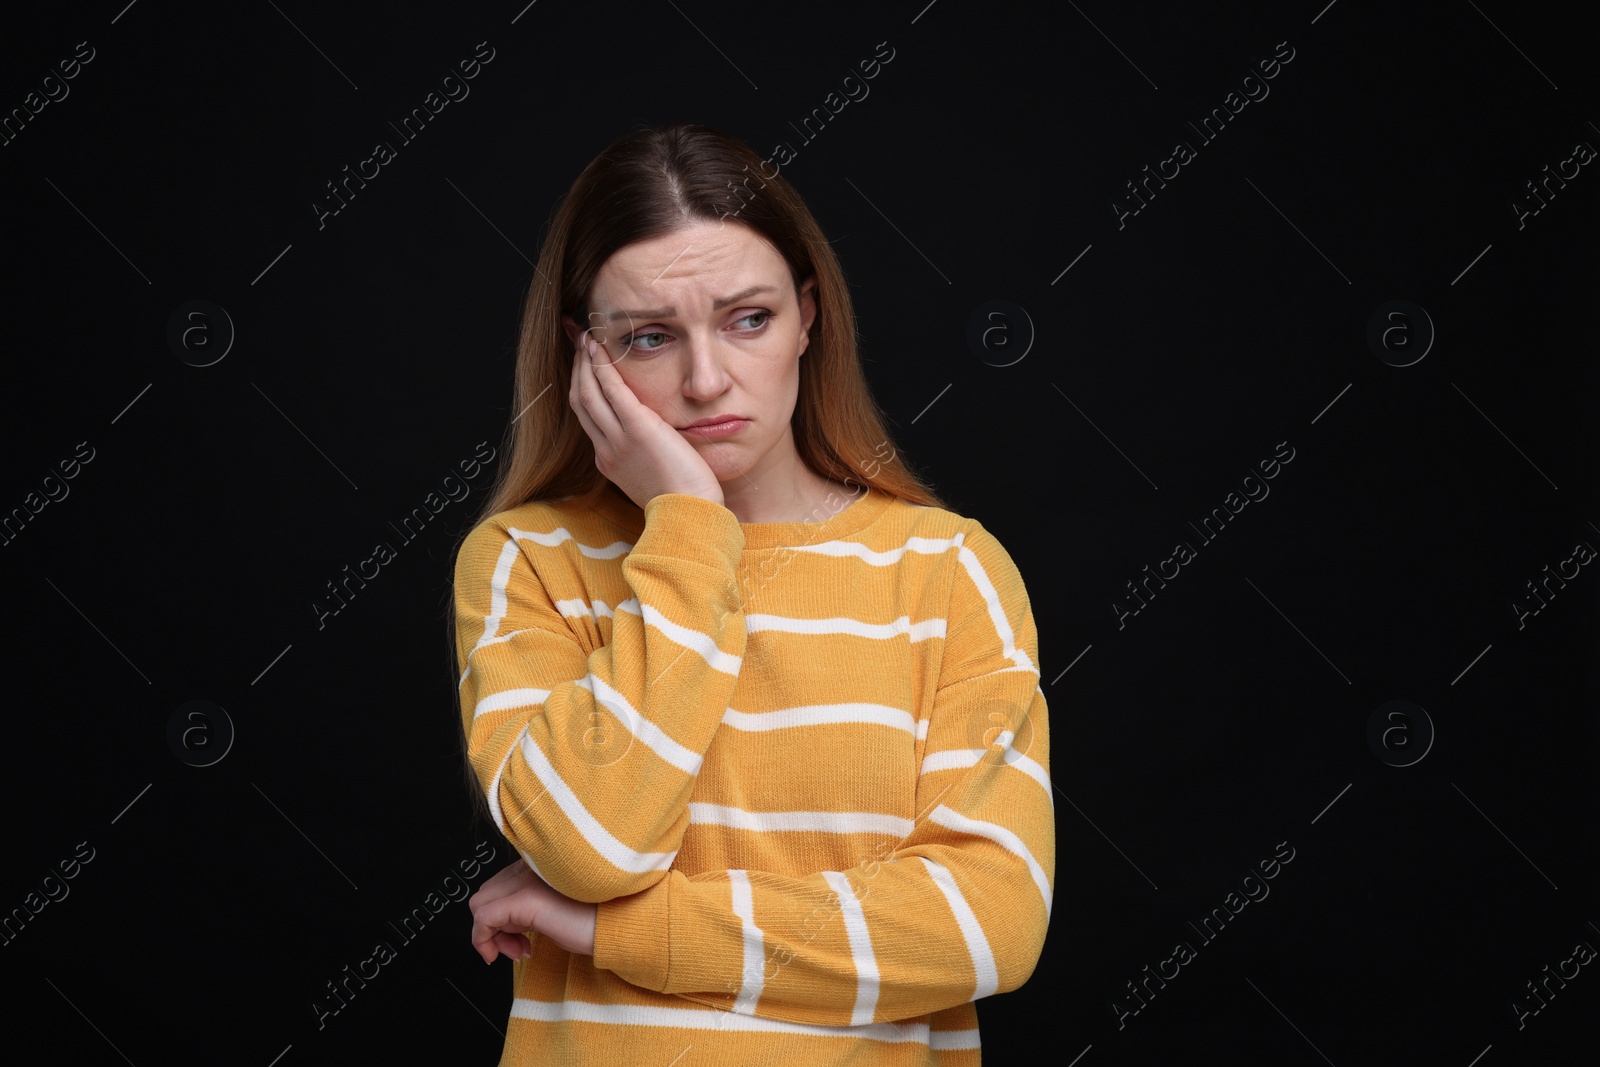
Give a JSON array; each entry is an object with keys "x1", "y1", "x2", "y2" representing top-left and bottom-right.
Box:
[{"x1": 2, "y1": 1, "x2": 1596, "y2": 1063}]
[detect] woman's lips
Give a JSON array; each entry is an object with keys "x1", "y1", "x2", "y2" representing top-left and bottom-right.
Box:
[{"x1": 680, "y1": 418, "x2": 748, "y2": 439}]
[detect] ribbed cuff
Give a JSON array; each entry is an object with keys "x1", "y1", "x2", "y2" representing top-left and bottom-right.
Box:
[
  {"x1": 592, "y1": 875, "x2": 673, "y2": 992},
  {"x1": 636, "y1": 494, "x2": 744, "y2": 573}
]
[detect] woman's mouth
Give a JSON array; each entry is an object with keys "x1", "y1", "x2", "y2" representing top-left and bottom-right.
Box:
[{"x1": 680, "y1": 417, "x2": 748, "y2": 439}]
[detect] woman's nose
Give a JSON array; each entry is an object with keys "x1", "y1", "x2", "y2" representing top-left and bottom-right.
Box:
[{"x1": 680, "y1": 333, "x2": 731, "y2": 400}]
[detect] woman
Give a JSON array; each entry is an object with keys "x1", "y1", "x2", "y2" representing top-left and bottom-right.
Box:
[{"x1": 451, "y1": 123, "x2": 1053, "y2": 1065}]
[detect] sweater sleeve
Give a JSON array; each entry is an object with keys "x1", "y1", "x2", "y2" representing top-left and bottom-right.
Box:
[
  {"x1": 453, "y1": 492, "x2": 749, "y2": 904},
  {"x1": 591, "y1": 522, "x2": 1054, "y2": 1025}
]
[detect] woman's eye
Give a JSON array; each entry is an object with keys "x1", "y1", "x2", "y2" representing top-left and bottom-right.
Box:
[
  {"x1": 622, "y1": 331, "x2": 668, "y2": 351},
  {"x1": 620, "y1": 314, "x2": 768, "y2": 350}
]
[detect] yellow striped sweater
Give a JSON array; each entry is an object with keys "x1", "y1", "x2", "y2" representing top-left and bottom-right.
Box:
[{"x1": 453, "y1": 480, "x2": 1054, "y2": 1066}]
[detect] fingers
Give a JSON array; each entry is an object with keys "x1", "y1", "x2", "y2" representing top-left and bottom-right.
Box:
[
  {"x1": 467, "y1": 863, "x2": 595, "y2": 961},
  {"x1": 498, "y1": 931, "x2": 532, "y2": 959},
  {"x1": 583, "y1": 308, "x2": 635, "y2": 364},
  {"x1": 584, "y1": 335, "x2": 639, "y2": 428},
  {"x1": 569, "y1": 338, "x2": 618, "y2": 445},
  {"x1": 472, "y1": 925, "x2": 532, "y2": 964},
  {"x1": 572, "y1": 333, "x2": 652, "y2": 443},
  {"x1": 470, "y1": 896, "x2": 535, "y2": 963},
  {"x1": 471, "y1": 931, "x2": 530, "y2": 964},
  {"x1": 569, "y1": 354, "x2": 606, "y2": 445},
  {"x1": 469, "y1": 861, "x2": 549, "y2": 963},
  {"x1": 475, "y1": 858, "x2": 540, "y2": 899}
]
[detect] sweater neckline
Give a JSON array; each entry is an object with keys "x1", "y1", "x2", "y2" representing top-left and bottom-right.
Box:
[{"x1": 586, "y1": 479, "x2": 893, "y2": 550}]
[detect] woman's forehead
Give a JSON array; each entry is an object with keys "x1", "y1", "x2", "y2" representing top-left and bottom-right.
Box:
[{"x1": 592, "y1": 223, "x2": 790, "y2": 311}]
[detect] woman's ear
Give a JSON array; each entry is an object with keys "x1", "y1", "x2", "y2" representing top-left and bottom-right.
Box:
[
  {"x1": 561, "y1": 314, "x2": 584, "y2": 351},
  {"x1": 797, "y1": 275, "x2": 818, "y2": 355}
]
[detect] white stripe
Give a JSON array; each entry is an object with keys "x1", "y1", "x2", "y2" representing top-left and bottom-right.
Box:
[
  {"x1": 728, "y1": 871, "x2": 765, "y2": 1015},
  {"x1": 460, "y1": 628, "x2": 537, "y2": 691},
  {"x1": 746, "y1": 613, "x2": 946, "y2": 642},
  {"x1": 956, "y1": 543, "x2": 1035, "y2": 670},
  {"x1": 467, "y1": 538, "x2": 526, "y2": 667},
  {"x1": 473, "y1": 682, "x2": 705, "y2": 776},
  {"x1": 982, "y1": 663, "x2": 1043, "y2": 677},
  {"x1": 484, "y1": 723, "x2": 529, "y2": 833},
  {"x1": 721, "y1": 704, "x2": 916, "y2": 735},
  {"x1": 916, "y1": 718, "x2": 930, "y2": 741},
  {"x1": 474, "y1": 687, "x2": 551, "y2": 719},
  {"x1": 553, "y1": 597, "x2": 634, "y2": 620},
  {"x1": 558, "y1": 595, "x2": 740, "y2": 675},
  {"x1": 792, "y1": 534, "x2": 965, "y2": 565},
  {"x1": 929, "y1": 804, "x2": 1052, "y2": 919},
  {"x1": 508, "y1": 998, "x2": 932, "y2": 1043},
  {"x1": 988, "y1": 730, "x2": 1053, "y2": 797},
  {"x1": 929, "y1": 1028, "x2": 982, "y2": 1050},
  {"x1": 509, "y1": 524, "x2": 632, "y2": 558},
  {"x1": 689, "y1": 804, "x2": 913, "y2": 838},
  {"x1": 919, "y1": 749, "x2": 985, "y2": 775},
  {"x1": 918, "y1": 739, "x2": 1052, "y2": 796},
  {"x1": 919, "y1": 858, "x2": 999, "y2": 1000},
  {"x1": 476, "y1": 626, "x2": 537, "y2": 650},
  {"x1": 460, "y1": 527, "x2": 629, "y2": 687},
  {"x1": 515, "y1": 731, "x2": 677, "y2": 874},
  {"x1": 823, "y1": 871, "x2": 879, "y2": 1025},
  {"x1": 640, "y1": 602, "x2": 742, "y2": 674},
  {"x1": 575, "y1": 675, "x2": 703, "y2": 775}
]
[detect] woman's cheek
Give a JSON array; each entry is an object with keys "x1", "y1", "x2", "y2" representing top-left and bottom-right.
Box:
[{"x1": 614, "y1": 363, "x2": 662, "y2": 407}]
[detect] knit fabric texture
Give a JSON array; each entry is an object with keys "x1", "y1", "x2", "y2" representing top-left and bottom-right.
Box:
[{"x1": 453, "y1": 482, "x2": 1054, "y2": 1066}]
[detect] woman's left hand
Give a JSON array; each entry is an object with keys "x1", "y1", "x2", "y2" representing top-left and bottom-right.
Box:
[{"x1": 469, "y1": 860, "x2": 597, "y2": 962}]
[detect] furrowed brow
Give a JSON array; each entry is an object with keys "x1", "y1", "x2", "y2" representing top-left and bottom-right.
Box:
[{"x1": 605, "y1": 284, "x2": 777, "y2": 321}]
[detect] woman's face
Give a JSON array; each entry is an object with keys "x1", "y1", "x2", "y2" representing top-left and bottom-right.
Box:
[{"x1": 564, "y1": 219, "x2": 817, "y2": 487}]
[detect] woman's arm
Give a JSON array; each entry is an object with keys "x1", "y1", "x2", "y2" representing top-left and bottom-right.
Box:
[
  {"x1": 589, "y1": 523, "x2": 1054, "y2": 1025},
  {"x1": 454, "y1": 491, "x2": 748, "y2": 904}
]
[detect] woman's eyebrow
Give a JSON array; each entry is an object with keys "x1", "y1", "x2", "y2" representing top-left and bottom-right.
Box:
[{"x1": 605, "y1": 284, "x2": 777, "y2": 321}]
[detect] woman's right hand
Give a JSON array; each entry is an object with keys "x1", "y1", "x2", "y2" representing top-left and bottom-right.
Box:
[
  {"x1": 569, "y1": 332, "x2": 725, "y2": 510},
  {"x1": 469, "y1": 859, "x2": 597, "y2": 961}
]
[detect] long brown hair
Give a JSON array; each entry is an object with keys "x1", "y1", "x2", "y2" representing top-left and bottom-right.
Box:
[
  {"x1": 450, "y1": 122, "x2": 945, "y2": 831},
  {"x1": 478, "y1": 122, "x2": 944, "y2": 520}
]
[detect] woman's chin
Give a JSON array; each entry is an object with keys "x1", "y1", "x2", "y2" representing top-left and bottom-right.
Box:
[{"x1": 696, "y1": 448, "x2": 749, "y2": 483}]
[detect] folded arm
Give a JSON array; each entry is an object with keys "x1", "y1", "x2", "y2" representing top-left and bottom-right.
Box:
[
  {"x1": 454, "y1": 493, "x2": 749, "y2": 903},
  {"x1": 591, "y1": 523, "x2": 1055, "y2": 1025}
]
